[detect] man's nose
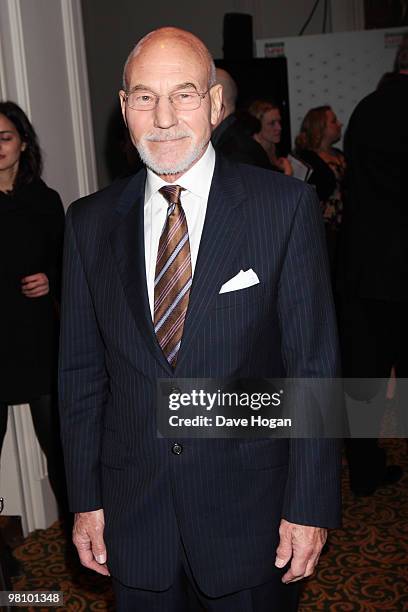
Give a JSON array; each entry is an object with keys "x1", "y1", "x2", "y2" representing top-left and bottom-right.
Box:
[{"x1": 153, "y1": 96, "x2": 177, "y2": 129}]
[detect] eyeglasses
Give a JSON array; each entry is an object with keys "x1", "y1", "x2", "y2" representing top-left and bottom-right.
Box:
[{"x1": 123, "y1": 89, "x2": 209, "y2": 111}]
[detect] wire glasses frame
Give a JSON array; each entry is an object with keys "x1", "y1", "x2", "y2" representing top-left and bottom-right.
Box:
[{"x1": 123, "y1": 89, "x2": 209, "y2": 111}]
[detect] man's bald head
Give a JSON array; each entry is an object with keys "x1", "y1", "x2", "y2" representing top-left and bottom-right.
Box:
[
  {"x1": 215, "y1": 68, "x2": 237, "y2": 118},
  {"x1": 119, "y1": 26, "x2": 223, "y2": 180},
  {"x1": 123, "y1": 27, "x2": 216, "y2": 91}
]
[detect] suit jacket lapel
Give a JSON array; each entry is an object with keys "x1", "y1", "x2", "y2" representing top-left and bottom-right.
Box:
[
  {"x1": 109, "y1": 157, "x2": 247, "y2": 375},
  {"x1": 176, "y1": 156, "x2": 246, "y2": 370},
  {"x1": 109, "y1": 170, "x2": 173, "y2": 375}
]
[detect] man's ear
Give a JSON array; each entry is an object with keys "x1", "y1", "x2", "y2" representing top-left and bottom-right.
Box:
[
  {"x1": 119, "y1": 90, "x2": 128, "y2": 127},
  {"x1": 209, "y1": 84, "x2": 223, "y2": 127}
]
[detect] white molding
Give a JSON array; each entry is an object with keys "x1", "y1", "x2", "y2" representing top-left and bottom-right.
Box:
[
  {"x1": 0, "y1": 22, "x2": 7, "y2": 99},
  {"x1": 9, "y1": 405, "x2": 57, "y2": 535},
  {"x1": 3, "y1": 412, "x2": 27, "y2": 533},
  {"x1": 60, "y1": 0, "x2": 98, "y2": 195},
  {"x1": 5, "y1": 0, "x2": 31, "y2": 114},
  {"x1": 10, "y1": 407, "x2": 36, "y2": 534}
]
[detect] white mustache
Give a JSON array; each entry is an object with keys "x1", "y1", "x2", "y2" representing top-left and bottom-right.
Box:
[{"x1": 145, "y1": 131, "x2": 192, "y2": 142}]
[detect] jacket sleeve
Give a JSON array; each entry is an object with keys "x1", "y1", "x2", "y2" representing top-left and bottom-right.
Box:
[
  {"x1": 58, "y1": 205, "x2": 108, "y2": 512},
  {"x1": 277, "y1": 184, "x2": 342, "y2": 528}
]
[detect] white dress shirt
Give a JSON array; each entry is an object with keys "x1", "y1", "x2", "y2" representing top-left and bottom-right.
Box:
[{"x1": 144, "y1": 142, "x2": 216, "y2": 318}]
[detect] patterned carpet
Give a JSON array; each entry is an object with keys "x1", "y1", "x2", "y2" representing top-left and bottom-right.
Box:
[{"x1": 11, "y1": 439, "x2": 408, "y2": 611}]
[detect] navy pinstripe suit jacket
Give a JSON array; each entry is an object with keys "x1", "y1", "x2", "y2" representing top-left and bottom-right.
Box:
[{"x1": 59, "y1": 155, "x2": 342, "y2": 596}]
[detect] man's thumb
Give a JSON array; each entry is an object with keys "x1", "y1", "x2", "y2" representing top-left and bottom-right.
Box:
[
  {"x1": 275, "y1": 534, "x2": 292, "y2": 568},
  {"x1": 92, "y1": 541, "x2": 107, "y2": 564},
  {"x1": 95, "y1": 552, "x2": 107, "y2": 564},
  {"x1": 275, "y1": 556, "x2": 288, "y2": 568}
]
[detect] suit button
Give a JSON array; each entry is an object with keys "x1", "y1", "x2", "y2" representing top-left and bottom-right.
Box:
[
  {"x1": 170, "y1": 386, "x2": 181, "y2": 395},
  {"x1": 172, "y1": 443, "x2": 183, "y2": 455}
]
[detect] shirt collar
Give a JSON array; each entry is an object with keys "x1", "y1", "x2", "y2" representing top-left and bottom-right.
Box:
[{"x1": 145, "y1": 142, "x2": 215, "y2": 203}]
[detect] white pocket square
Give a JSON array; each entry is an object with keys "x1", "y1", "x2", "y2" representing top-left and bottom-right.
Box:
[{"x1": 219, "y1": 268, "x2": 260, "y2": 294}]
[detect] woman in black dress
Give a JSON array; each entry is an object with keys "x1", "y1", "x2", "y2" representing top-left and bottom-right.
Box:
[{"x1": 0, "y1": 101, "x2": 67, "y2": 515}]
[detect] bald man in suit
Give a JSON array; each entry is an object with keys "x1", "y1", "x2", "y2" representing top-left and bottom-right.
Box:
[{"x1": 59, "y1": 27, "x2": 341, "y2": 611}]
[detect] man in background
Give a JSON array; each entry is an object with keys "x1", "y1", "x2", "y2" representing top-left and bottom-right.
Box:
[
  {"x1": 338, "y1": 42, "x2": 408, "y2": 495},
  {"x1": 212, "y1": 67, "x2": 271, "y2": 168}
]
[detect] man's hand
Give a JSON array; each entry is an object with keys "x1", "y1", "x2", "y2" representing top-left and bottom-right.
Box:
[
  {"x1": 275, "y1": 518, "x2": 327, "y2": 583},
  {"x1": 21, "y1": 273, "x2": 49, "y2": 298},
  {"x1": 73, "y1": 509, "x2": 110, "y2": 576}
]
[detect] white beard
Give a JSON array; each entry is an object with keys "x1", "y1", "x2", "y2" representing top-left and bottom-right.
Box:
[{"x1": 136, "y1": 130, "x2": 207, "y2": 176}]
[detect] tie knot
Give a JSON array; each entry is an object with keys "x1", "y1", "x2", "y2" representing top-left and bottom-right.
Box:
[{"x1": 159, "y1": 185, "x2": 184, "y2": 206}]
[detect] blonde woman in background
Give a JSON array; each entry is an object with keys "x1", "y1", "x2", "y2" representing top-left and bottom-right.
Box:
[{"x1": 295, "y1": 105, "x2": 346, "y2": 274}]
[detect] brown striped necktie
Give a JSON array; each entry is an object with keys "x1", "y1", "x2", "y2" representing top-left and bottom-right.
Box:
[{"x1": 154, "y1": 185, "x2": 192, "y2": 367}]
